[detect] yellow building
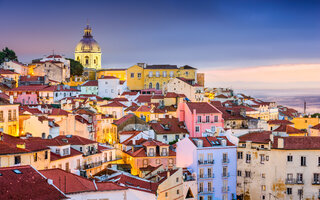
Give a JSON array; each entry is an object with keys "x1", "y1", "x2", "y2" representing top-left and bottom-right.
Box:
[
  {"x1": 291, "y1": 117, "x2": 320, "y2": 130},
  {"x1": 75, "y1": 24, "x2": 101, "y2": 70},
  {"x1": 126, "y1": 64, "x2": 197, "y2": 91},
  {"x1": 96, "y1": 68, "x2": 127, "y2": 81},
  {"x1": 0, "y1": 99, "x2": 19, "y2": 137}
]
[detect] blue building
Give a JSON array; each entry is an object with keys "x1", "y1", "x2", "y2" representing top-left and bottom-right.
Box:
[{"x1": 176, "y1": 136, "x2": 237, "y2": 200}]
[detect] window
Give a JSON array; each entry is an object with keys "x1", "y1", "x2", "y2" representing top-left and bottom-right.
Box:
[
  {"x1": 195, "y1": 126, "x2": 200, "y2": 132},
  {"x1": 176, "y1": 189, "x2": 179, "y2": 194},
  {"x1": 199, "y1": 182, "x2": 204, "y2": 192},
  {"x1": 45, "y1": 151, "x2": 48, "y2": 159},
  {"x1": 297, "y1": 173, "x2": 303, "y2": 183},
  {"x1": 176, "y1": 177, "x2": 179, "y2": 182},
  {"x1": 8, "y1": 110, "x2": 12, "y2": 121},
  {"x1": 105, "y1": 81, "x2": 108, "y2": 84},
  {"x1": 163, "y1": 135, "x2": 167, "y2": 141},
  {"x1": 34, "y1": 153, "x2": 37, "y2": 162},
  {"x1": 149, "y1": 71, "x2": 153, "y2": 77},
  {"x1": 208, "y1": 196, "x2": 212, "y2": 200},
  {"x1": 208, "y1": 153, "x2": 213, "y2": 163},
  {"x1": 185, "y1": 71, "x2": 189, "y2": 76},
  {"x1": 223, "y1": 153, "x2": 228, "y2": 163},
  {"x1": 138, "y1": 73, "x2": 141, "y2": 78},
  {"x1": 206, "y1": 116, "x2": 210, "y2": 123},
  {"x1": 175, "y1": 135, "x2": 179, "y2": 140},
  {"x1": 163, "y1": 71, "x2": 167, "y2": 77},
  {"x1": 314, "y1": 173, "x2": 320, "y2": 183},
  {"x1": 237, "y1": 170, "x2": 242, "y2": 177},
  {"x1": 287, "y1": 188, "x2": 292, "y2": 195},
  {"x1": 156, "y1": 82, "x2": 160, "y2": 90},
  {"x1": 14, "y1": 156, "x2": 21, "y2": 165},
  {"x1": 149, "y1": 82, "x2": 152, "y2": 89},
  {"x1": 214, "y1": 116, "x2": 218, "y2": 122},
  {"x1": 197, "y1": 116, "x2": 202, "y2": 123},
  {"x1": 161, "y1": 148, "x2": 167, "y2": 156},
  {"x1": 246, "y1": 153, "x2": 251, "y2": 163},
  {"x1": 42, "y1": 133, "x2": 46, "y2": 139},
  {"x1": 287, "y1": 155, "x2": 293, "y2": 162},
  {"x1": 238, "y1": 152, "x2": 243, "y2": 159},
  {"x1": 199, "y1": 168, "x2": 204, "y2": 178},
  {"x1": 169, "y1": 71, "x2": 174, "y2": 77},
  {"x1": 223, "y1": 166, "x2": 228, "y2": 177},
  {"x1": 13, "y1": 110, "x2": 16, "y2": 120},
  {"x1": 260, "y1": 154, "x2": 265, "y2": 164},
  {"x1": 169, "y1": 158, "x2": 174, "y2": 167},
  {"x1": 148, "y1": 148, "x2": 155, "y2": 156},
  {"x1": 156, "y1": 71, "x2": 160, "y2": 77},
  {"x1": 130, "y1": 73, "x2": 134, "y2": 78},
  {"x1": 301, "y1": 156, "x2": 306, "y2": 166},
  {"x1": 63, "y1": 148, "x2": 69, "y2": 156},
  {"x1": 298, "y1": 189, "x2": 303, "y2": 197},
  {"x1": 208, "y1": 168, "x2": 212, "y2": 177},
  {"x1": 0, "y1": 111, "x2": 3, "y2": 121},
  {"x1": 245, "y1": 171, "x2": 251, "y2": 178},
  {"x1": 208, "y1": 182, "x2": 212, "y2": 191},
  {"x1": 318, "y1": 157, "x2": 320, "y2": 166},
  {"x1": 143, "y1": 159, "x2": 148, "y2": 167},
  {"x1": 261, "y1": 185, "x2": 266, "y2": 191},
  {"x1": 165, "y1": 192, "x2": 168, "y2": 197}
]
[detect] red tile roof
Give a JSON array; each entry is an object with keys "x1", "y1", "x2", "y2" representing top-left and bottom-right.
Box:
[
  {"x1": 273, "y1": 136, "x2": 320, "y2": 150},
  {"x1": 267, "y1": 120, "x2": 293, "y2": 125},
  {"x1": 121, "y1": 91, "x2": 138, "y2": 96},
  {"x1": 108, "y1": 173, "x2": 158, "y2": 194},
  {"x1": 0, "y1": 69, "x2": 19, "y2": 75},
  {"x1": 135, "y1": 95, "x2": 152, "y2": 103},
  {"x1": 40, "y1": 168, "x2": 126, "y2": 194},
  {"x1": 311, "y1": 123, "x2": 320, "y2": 130},
  {"x1": 111, "y1": 97, "x2": 129, "y2": 102},
  {"x1": 113, "y1": 114, "x2": 135, "y2": 126},
  {"x1": 238, "y1": 131, "x2": 272, "y2": 144},
  {"x1": 273, "y1": 124, "x2": 305, "y2": 134},
  {"x1": 98, "y1": 76, "x2": 119, "y2": 79},
  {"x1": 47, "y1": 55, "x2": 62, "y2": 58},
  {"x1": 101, "y1": 101, "x2": 127, "y2": 108},
  {"x1": 54, "y1": 135, "x2": 97, "y2": 145},
  {"x1": 49, "y1": 108, "x2": 69, "y2": 116},
  {"x1": 164, "y1": 92, "x2": 186, "y2": 98},
  {"x1": 150, "y1": 117, "x2": 189, "y2": 135},
  {"x1": 186, "y1": 102, "x2": 221, "y2": 114},
  {"x1": 20, "y1": 106, "x2": 43, "y2": 115},
  {"x1": 82, "y1": 80, "x2": 98, "y2": 87},
  {"x1": 0, "y1": 141, "x2": 30, "y2": 155},
  {"x1": 0, "y1": 165, "x2": 67, "y2": 200},
  {"x1": 19, "y1": 75, "x2": 45, "y2": 82}
]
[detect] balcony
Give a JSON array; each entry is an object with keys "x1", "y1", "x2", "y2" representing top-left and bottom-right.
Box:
[
  {"x1": 222, "y1": 186, "x2": 230, "y2": 193},
  {"x1": 312, "y1": 180, "x2": 320, "y2": 185},
  {"x1": 198, "y1": 188, "x2": 214, "y2": 194},
  {"x1": 285, "y1": 178, "x2": 304, "y2": 184},
  {"x1": 222, "y1": 172, "x2": 230, "y2": 178},
  {"x1": 198, "y1": 174, "x2": 215, "y2": 179},
  {"x1": 80, "y1": 161, "x2": 103, "y2": 170},
  {"x1": 198, "y1": 160, "x2": 214, "y2": 165},
  {"x1": 222, "y1": 158, "x2": 230, "y2": 164}
]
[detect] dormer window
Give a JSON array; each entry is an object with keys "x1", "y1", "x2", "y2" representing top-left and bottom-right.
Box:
[
  {"x1": 197, "y1": 140, "x2": 203, "y2": 147},
  {"x1": 161, "y1": 148, "x2": 168, "y2": 156},
  {"x1": 148, "y1": 148, "x2": 155, "y2": 156},
  {"x1": 63, "y1": 148, "x2": 69, "y2": 156}
]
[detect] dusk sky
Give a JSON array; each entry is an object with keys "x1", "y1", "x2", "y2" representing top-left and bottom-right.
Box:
[{"x1": 1, "y1": 0, "x2": 320, "y2": 91}]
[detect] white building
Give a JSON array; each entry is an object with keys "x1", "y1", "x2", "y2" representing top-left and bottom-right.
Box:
[{"x1": 98, "y1": 76, "x2": 120, "y2": 99}]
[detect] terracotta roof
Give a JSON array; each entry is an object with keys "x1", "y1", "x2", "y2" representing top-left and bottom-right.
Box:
[
  {"x1": 0, "y1": 93, "x2": 9, "y2": 101},
  {"x1": 148, "y1": 169, "x2": 179, "y2": 184},
  {"x1": 311, "y1": 123, "x2": 320, "y2": 130},
  {"x1": 0, "y1": 69, "x2": 19, "y2": 75},
  {"x1": 151, "y1": 95, "x2": 164, "y2": 99},
  {"x1": 119, "y1": 131, "x2": 142, "y2": 135},
  {"x1": 47, "y1": 55, "x2": 62, "y2": 58},
  {"x1": 19, "y1": 106, "x2": 43, "y2": 115},
  {"x1": 176, "y1": 77, "x2": 200, "y2": 86},
  {"x1": 111, "y1": 98, "x2": 129, "y2": 102},
  {"x1": 98, "y1": 76, "x2": 119, "y2": 79},
  {"x1": 81, "y1": 80, "x2": 98, "y2": 87},
  {"x1": 40, "y1": 168, "x2": 126, "y2": 194},
  {"x1": 113, "y1": 114, "x2": 135, "y2": 126},
  {"x1": 49, "y1": 108, "x2": 69, "y2": 116},
  {"x1": 189, "y1": 136, "x2": 235, "y2": 147},
  {"x1": 135, "y1": 95, "x2": 152, "y2": 103},
  {"x1": 273, "y1": 136, "x2": 320, "y2": 150},
  {"x1": 54, "y1": 135, "x2": 97, "y2": 145},
  {"x1": 9, "y1": 85, "x2": 50, "y2": 92},
  {"x1": 19, "y1": 76, "x2": 45, "y2": 82},
  {"x1": 0, "y1": 141, "x2": 30, "y2": 155},
  {"x1": 121, "y1": 91, "x2": 138, "y2": 96},
  {"x1": 101, "y1": 101, "x2": 127, "y2": 108},
  {"x1": 150, "y1": 117, "x2": 189, "y2": 135},
  {"x1": 0, "y1": 165, "x2": 67, "y2": 200},
  {"x1": 238, "y1": 131, "x2": 272, "y2": 144},
  {"x1": 186, "y1": 102, "x2": 221, "y2": 114},
  {"x1": 108, "y1": 173, "x2": 158, "y2": 194},
  {"x1": 164, "y1": 92, "x2": 186, "y2": 98},
  {"x1": 210, "y1": 101, "x2": 223, "y2": 107},
  {"x1": 142, "y1": 140, "x2": 169, "y2": 147},
  {"x1": 267, "y1": 120, "x2": 293, "y2": 125},
  {"x1": 215, "y1": 94, "x2": 228, "y2": 98},
  {"x1": 273, "y1": 124, "x2": 305, "y2": 134}
]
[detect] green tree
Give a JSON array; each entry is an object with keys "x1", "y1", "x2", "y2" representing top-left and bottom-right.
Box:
[
  {"x1": 311, "y1": 113, "x2": 320, "y2": 118},
  {"x1": 67, "y1": 58, "x2": 84, "y2": 76},
  {"x1": 0, "y1": 47, "x2": 18, "y2": 64}
]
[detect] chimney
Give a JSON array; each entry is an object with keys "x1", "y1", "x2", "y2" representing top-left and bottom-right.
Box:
[
  {"x1": 269, "y1": 134, "x2": 274, "y2": 143},
  {"x1": 277, "y1": 138, "x2": 284, "y2": 149},
  {"x1": 9, "y1": 95, "x2": 14, "y2": 104}
]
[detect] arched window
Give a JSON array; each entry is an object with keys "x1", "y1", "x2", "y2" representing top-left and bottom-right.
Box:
[
  {"x1": 76, "y1": 56, "x2": 80, "y2": 61},
  {"x1": 149, "y1": 82, "x2": 153, "y2": 89},
  {"x1": 95, "y1": 57, "x2": 98, "y2": 65},
  {"x1": 85, "y1": 56, "x2": 89, "y2": 65},
  {"x1": 156, "y1": 82, "x2": 160, "y2": 90}
]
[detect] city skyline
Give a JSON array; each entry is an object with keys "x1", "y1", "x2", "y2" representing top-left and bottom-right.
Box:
[{"x1": 1, "y1": 0, "x2": 320, "y2": 90}]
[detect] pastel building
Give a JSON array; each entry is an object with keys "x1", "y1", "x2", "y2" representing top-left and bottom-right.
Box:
[
  {"x1": 177, "y1": 102, "x2": 224, "y2": 137},
  {"x1": 176, "y1": 136, "x2": 237, "y2": 200},
  {"x1": 98, "y1": 76, "x2": 120, "y2": 99}
]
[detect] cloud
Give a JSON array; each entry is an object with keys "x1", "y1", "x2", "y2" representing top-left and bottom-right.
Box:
[{"x1": 201, "y1": 63, "x2": 320, "y2": 90}]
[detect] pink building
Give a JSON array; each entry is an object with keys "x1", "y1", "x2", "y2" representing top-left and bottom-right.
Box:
[{"x1": 177, "y1": 102, "x2": 224, "y2": 137}]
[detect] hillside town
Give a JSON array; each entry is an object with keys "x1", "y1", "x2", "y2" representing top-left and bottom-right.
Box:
[{"x1": 0, "y1": 25, "x2": 320, "y2": 200}]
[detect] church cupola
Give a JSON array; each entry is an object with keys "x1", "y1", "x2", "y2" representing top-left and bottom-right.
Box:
[{"x1": 83, "y1": 24, "x2": 93, "y2": 38}]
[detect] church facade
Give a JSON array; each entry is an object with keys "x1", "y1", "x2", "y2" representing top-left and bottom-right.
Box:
[{"x1": 75, "y1": 24, "x2": 101, "y2": 70}]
